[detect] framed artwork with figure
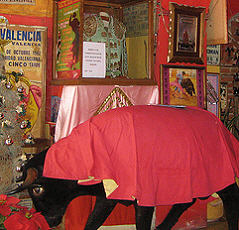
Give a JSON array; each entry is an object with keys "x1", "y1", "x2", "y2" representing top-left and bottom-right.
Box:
[
  {"x1": 168, "y1": 3, "x2": 205, "y2": 64},
  {"x1": 161, "y1": 65, "x2": 206, "y2": 108}
]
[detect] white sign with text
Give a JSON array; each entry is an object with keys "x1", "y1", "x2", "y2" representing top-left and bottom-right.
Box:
[{"x1": 82, "y1": 42, "x2": 105, "y2": 78}]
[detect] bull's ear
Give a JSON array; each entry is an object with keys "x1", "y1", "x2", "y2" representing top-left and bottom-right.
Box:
[{"x1": 7, "y1": 168, "x2": 38, "y2": 195}]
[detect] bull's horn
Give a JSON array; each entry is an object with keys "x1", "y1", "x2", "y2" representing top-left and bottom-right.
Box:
[{"x1": 7, "y1": 168, "x2": 38, "y2": 195}]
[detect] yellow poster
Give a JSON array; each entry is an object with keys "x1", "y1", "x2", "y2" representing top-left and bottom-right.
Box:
[{"x1": 1, "y1": 24, "x2": 47, "y2": 141}]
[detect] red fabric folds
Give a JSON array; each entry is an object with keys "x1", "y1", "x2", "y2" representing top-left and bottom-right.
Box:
[{"x1": 43, "y1": 105, "x2": 239, "y2": 206}]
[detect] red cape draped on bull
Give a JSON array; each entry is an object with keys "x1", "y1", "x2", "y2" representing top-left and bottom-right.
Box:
[{"x1": 43, "y1": 105, "x2": 239, "y2": 206}]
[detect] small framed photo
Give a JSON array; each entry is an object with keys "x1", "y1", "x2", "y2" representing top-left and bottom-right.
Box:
[
  {"x1": 168, "y1": 3, "x2": 205, "y2": 64},
  {"x1": 161, "y1": 65, "x2": 206, "y2": 108}
]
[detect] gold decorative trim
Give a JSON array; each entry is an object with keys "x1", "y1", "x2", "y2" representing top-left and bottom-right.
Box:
[{"x1": 94, "y1": 87, "x2": 133, "y2": 115}]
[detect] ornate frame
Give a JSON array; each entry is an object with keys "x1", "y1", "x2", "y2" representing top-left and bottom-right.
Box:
[
  {"x1": 161, "y1": 65, "x2": 206, "y2": 108},
  {"x1": 207, "y1": 73, "x2": 219, "y2": 116},
  {"x1": 168, "y1": 3, "x2": 205, "y2": 64}
]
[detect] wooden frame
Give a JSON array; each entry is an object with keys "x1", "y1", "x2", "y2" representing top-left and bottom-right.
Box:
[
  {"x1": 168, "y1": 3, "x2": 205, "y2": 64},
  {"x1": 207, "y1": 73, "x2": 219, "y2": 116},
  {"x1": 220, "y1": 82, "x2": 228, "y2": 118},
  {"x1": 52, "y1": 0, "x2": 156, "y2": 86},
  {"x1": 161, "y1": 65, "x2": 206, "y2": 108}
]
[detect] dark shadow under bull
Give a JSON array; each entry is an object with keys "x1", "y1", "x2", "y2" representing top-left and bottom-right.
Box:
[{"x1": 7, "y1": 148, "x2": 239, "y2": 230}]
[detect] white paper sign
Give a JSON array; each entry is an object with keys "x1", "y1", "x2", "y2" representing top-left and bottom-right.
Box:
[{"x1": 82, "y1": 42, "x2": 105, "y2": 78}]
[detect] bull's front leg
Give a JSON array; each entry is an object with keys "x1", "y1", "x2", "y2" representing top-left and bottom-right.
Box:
[
  {"x1": 134, "y1": 203, "x2": 154, "y2": 230},
  {"x1": 217, "y1": 183, "x2": 239, "y2": 230},
  {"x1": 84, "y1": 196, "x2": 117, "y2": 230},
  {"x1": 155, "y1": 198, "x2": 196, "y2": 230}
]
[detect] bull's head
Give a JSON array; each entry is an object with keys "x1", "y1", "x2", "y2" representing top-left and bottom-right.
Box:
[{"x1": 7, "y1": 148, "x2": 102, "y2": 228}]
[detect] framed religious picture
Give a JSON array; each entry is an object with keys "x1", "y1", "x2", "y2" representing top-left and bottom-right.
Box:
[
  {"x1": 161, "y1": 65, "x2": 206, "y2": 108},
  {"x1": 168, "y1": 3, "x2": 205, "y2": 64}
]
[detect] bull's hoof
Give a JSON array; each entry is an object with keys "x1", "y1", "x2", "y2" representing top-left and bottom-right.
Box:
[{"x1": 155, "y1": 224, "x2": 171, "y2": 230}]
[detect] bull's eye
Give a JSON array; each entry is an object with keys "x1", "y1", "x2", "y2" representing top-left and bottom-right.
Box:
[{"x1": 32, "y1": 186, "x2": 44, "y2": 196}]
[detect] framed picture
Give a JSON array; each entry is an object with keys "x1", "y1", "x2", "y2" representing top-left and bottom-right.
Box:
[
  {"x1": 168, "y1": 3, "x2": 205, "y2": 64},
  {"x1": 206, "y1": 45, "x2": 220, "y2": 66},
  {"x1": 220, "y1": 82, "x2": 228, "y2": 117},
  {"x1": 161, "y1": 65, "x2": 206, "y2": 108},
  {"x1": 207, "y1": 73, "x2": 219, "y2": 116}
]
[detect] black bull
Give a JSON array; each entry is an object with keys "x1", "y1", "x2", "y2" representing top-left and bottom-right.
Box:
[
  {"x1": 6, "y1": 148, "x2": 239, "y2": 230},
  {"x1": 6, "y1": 104, "x2": 239, "y2": 230}
]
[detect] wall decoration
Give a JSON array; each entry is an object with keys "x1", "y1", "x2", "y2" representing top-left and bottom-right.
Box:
[
  {"x1": 161, "y1": 65, "x2": 205, "y2": 108},
  {"x1": 207, "y1": 45, "x2": 220, "y2": 65},
  {"x1": 1, "y1": 24, "x2": 47, "y2": 140},
  {"x1": 50, "y1": 96, "x2": 61, "y2": 123},
  {"x1": 56, "y1": 0, "x2": 82, "y2": 79},
  {"x1": 207, "y1": 73, "x2": 219, "y2": 116},
  {"x1": 206, "y1": 0, "x2": 227, "y2": 45},
  {"x1": 168, "y1": 3, "x2": 205, "y2": 64},
  {"x1": 221, "y1": 13, "x2": 239, "y2": 67},
  {"x1": 220, "y1": 82, "x2": 228, "y2": 117}
]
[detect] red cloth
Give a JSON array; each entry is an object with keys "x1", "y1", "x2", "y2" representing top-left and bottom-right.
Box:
[{"x1": 43, "y1": 105, "x2": 239, "y2": 206}]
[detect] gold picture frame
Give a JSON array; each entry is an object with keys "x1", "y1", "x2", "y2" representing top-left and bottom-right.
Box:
[{"x1": 168, "y1": 3, "x2": 205, "y2": 64}]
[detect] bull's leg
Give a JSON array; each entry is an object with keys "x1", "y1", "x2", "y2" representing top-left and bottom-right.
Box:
[
  {"x1": 134, "y1": 203, "x2": 154, "y2": 230},
  {"x1": 84, "y1": 196, "x2": 117, "y2": 230},
  {"x1": 155, "y1": 198, "x2": 196, "y2": 230},
  {"x1": 217, "y1": 183, "x2": 239, "y2": 230}
]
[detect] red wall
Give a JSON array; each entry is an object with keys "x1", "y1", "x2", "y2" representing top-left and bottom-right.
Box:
[
  {"x1": 228, "y1": 0, "x2": 239, "y2": 18},
  {"x1": 154, "y1": 0, "x2": 211, "y2": 86}
]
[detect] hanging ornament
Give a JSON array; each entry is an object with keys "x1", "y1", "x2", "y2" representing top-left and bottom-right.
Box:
[
  {"x1": 0, "y1": 112, "x2": 3, "y2": 120},
  {"x1": 24, "y1": 134, "x2": 34, "y2": 144},
  {"x1": 5, "y1": 136, "x2": 13, "y2": 145},
  {"x1": 5, "y1": 81, "x2": 13, "y2": 89},
  {"x1": 20, "y1": 120, "x2": 30, "y2": 129},
  {"x1": 17, "y1": 86, "x2": 24, "y2": 93},
  {"x1": 2, "y1": 120, "x2": 12, "y2": 128},
  {"x1": 16, "y1": 166, "x2": 22, "y2": 172},
  {"x1": 0, "y1": 95, "x2": 5, "y2": 106}
]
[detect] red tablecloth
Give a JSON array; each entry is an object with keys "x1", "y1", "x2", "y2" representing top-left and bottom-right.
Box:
[{"x1": 44, "y1": 105, "x2": 239, "y2": 206}]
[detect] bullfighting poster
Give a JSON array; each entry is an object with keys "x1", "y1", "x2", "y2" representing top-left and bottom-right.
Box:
[
  {"x1": 161, "y1": 65, "x2": 205, "y2": 108},
  {"x1": 1, "y1": 23, "x2": 47, "y2": 142},
  {"x1": 55, "y1": 0, "x2": 82, "y2": 79}
]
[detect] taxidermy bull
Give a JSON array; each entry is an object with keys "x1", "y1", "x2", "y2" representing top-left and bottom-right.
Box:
[{"x1": 7, "y1": 105, "x2": 239, "y2": 230}]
